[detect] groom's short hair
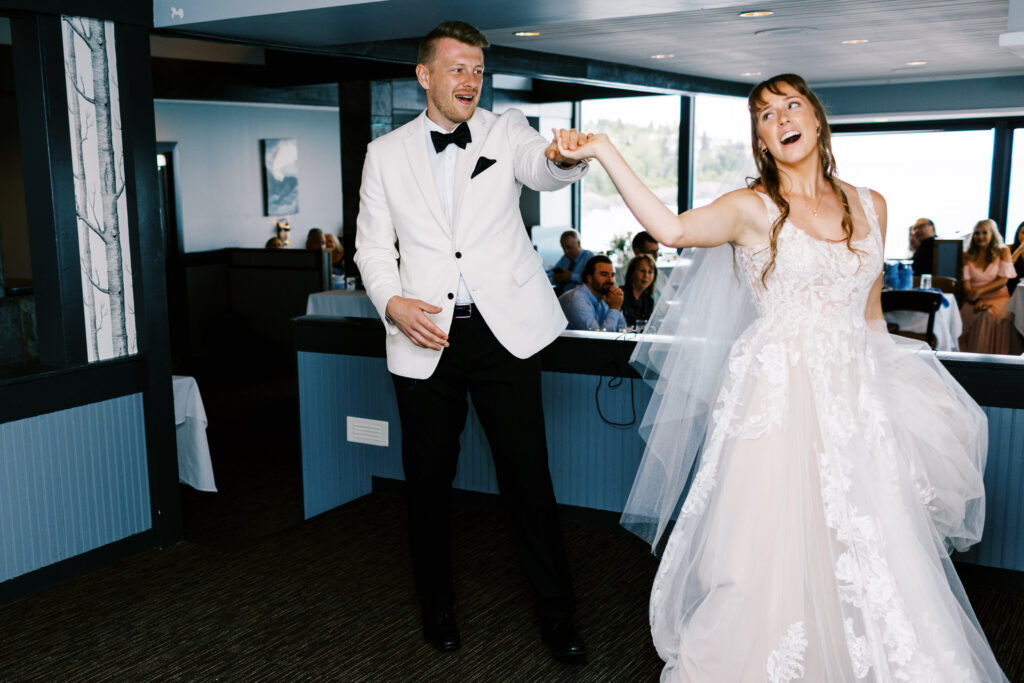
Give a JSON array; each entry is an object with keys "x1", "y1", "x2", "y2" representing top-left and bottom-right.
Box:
[{"x1": 417, "y1": 21, "x2": 490, "y2": 65}]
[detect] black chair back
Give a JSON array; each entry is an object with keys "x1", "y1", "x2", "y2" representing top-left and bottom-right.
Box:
[
  {"x1": 932, "y1": 239, "x2": 964, "y2": 280},
  {"x1": 881, "y1": 290, "x2": 944, "y2": 348}
]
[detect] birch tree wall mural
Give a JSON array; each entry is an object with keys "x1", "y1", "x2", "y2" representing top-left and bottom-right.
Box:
[{"x1": 62, "y1": 16, "x2": 137, "y2": 361}]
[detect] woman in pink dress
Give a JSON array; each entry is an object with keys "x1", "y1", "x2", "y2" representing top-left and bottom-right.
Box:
[{"x1": 959, "y1": 219, "x2": 1022, "y2": 354}]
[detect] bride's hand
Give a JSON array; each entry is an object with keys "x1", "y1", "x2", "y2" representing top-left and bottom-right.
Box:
[
  {"x1": 545, "y1": 127, "x2": 588, "y2": 166},
  {"x1": 551, "y1": 128, "x2": 610, "y2": 162}
]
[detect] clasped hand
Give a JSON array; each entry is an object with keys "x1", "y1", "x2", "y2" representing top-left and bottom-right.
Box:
[
  {"x1": 544, "y1": 128, "x2": 602, "y2": 165},
  {"x1": 550, "y1": 129, "x2": 607, "y2": 162},
  {"x1": 604, "y1": 285, "x2": 624, "y2": 310}
]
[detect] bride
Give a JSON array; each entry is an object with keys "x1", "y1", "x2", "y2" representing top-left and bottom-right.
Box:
[{"x1": 553, "y1": 74, "x2": 1006, "y2": 681}]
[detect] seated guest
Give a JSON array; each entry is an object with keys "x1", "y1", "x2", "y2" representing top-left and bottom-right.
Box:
[
  {"x1": 549, "y1": 229, "x2": 593, "y2": 296},
  {"x1": 265, "y1": 236, "x2": 284, "y2": 249},
  {"x1": 959, "y1": 219, "x2": 1023, "y2": 354},
  {"x1": 910, "y1": 217, "x2": 936, "y2": 275},
  {"x1": 616, "y1": 231, "x2": 667, "y2": 300},
  {"x1": 324, "y1": 232, "x2": 345, "y2": 274},
  {"x1": 559, "y1": 255, "x2": 625, "y2": 331},
  {"x1": 1008, "y1": 220, "x2": 1024, "y2": 296},
  {"x1": 305, "y1": 227, "x2": 326, "y2": 250},
  {"x1": 622, "y1": 254, "x2": 656, "y2": 328}
]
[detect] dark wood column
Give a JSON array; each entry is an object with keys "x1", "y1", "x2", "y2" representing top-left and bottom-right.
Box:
[
  {"x1": 339, "y1": 81, "x2": 373, "y2": 282},
  {"x1": 10, "y1": 14, "x2": 85, "y2": 368},
  {"x1": 116, "y1": 22, "x2": 182, "y2": 546}
]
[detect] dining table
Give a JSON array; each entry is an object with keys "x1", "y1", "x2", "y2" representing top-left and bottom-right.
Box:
[
  {"x1": 883, "y1": 290, "x2": 962, "y2": 352},
  {"x1": 306, "y1": 289, "x2": 379, "y2": 318},
  {"x1": 1008, "y1": 285, "x2": 1024, "y2": 338},
  {"x1": 172, "y1": 375, "x2": 217, "y2": 492}
]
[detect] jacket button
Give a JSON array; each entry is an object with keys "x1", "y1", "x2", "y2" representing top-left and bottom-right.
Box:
[
  {"x1": 447, "y1": 292, "x2": 454, "y2": 299},
  {"x1": 455, "y1": 251, "x2": 462, "y2": 258}
]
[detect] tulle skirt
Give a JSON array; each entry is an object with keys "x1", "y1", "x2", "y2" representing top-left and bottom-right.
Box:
[{"x1": 649, "y1": 321, "x2": 1006, "y2": 682}]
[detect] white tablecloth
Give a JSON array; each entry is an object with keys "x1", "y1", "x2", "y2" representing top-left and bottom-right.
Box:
[
  {"x1": 1008, "y1": 287, "x2": 1024, "y2": 337},
  {"x1": 884, "y1": 292, "x2": 962, "y2": 351},
  {"x1": 306, "y1": 290, "x2": 379, "y2": 318},
  {"x1": 172, "y1": 375, "x2": 217, "y2": 492}
]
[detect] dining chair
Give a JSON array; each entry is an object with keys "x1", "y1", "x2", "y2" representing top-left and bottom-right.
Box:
[{"x1": 881, "y1": 290, "x2": 944, "y2": 348}]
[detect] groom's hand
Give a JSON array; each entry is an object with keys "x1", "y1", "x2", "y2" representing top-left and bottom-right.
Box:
[
  {"x1": 545, "y1": 128, "x2": 587, "y2": 167},
  {"x1": 386, "y1": 296, "x2": 449, "y2": 350},
  {"x1": 553, "y1": 129, "x2": 606, "y2": 162}
]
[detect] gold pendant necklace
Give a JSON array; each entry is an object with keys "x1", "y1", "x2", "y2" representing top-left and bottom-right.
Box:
[{"x1": 811, "y1": 193, "x2": 823, "y2": 217}]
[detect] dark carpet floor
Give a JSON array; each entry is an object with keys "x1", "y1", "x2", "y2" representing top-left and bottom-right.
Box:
[{"x1": 0, "y1": 370, "x2": 1021, "y2": 681}]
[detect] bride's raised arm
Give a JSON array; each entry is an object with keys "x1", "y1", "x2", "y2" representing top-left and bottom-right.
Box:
[{"x1": 553, "y1": 130, "x2": 764, "y2": 249}]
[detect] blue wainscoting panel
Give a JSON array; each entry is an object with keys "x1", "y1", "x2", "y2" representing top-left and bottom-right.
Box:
[
  {"x1": 298, "y1": 351, "x2": 650, "y2": 519},
  {"x1": 0, "y1": 394, "x2": 151, "y2": 582},
  {"x1": 542, "y1": 372, "x2": 649, "y2": 512},
  {"x1": 299, "y1": 351, "x2": 1024, "y2": 572},
  {"x1": 298, "y1": 352, "x2": 403, "y2": 519},
  {"x1": 956, "y1": 406, "x2": 1024, "y2": 571}
]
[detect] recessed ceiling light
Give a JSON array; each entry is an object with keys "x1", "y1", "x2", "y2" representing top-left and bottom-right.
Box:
[
  {"x1": 513, "y1": 31, "x2": 540, "y2": 37},
  {"x1": 905, "y1": 60, "x2": 927, "y2": 66},
  {"x1": 650, "y1": 53, "x2": 675, "y2": 59},
  {"x1": 741, "y1": 71, "x2": 762, "y2": 77},
  {"x1": 739, "y1": 10, "x2": 774, "y2": 17},
  {"x1": 842, "y1": 39, "x2": 869, "y2": 45}
]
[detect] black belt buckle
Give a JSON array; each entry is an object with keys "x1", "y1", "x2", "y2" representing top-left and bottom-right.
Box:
[{"x1": 453, "y1": 303, "x2": 473, "y2": 319}]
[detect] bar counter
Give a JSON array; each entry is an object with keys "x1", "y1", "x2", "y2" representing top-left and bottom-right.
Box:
[{"x1": 294, "y1": 315, "x2": 1024, "y2": 571}]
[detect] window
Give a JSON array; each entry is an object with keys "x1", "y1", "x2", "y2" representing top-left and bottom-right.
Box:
[
  {"x1": 692, "y1": 93, "x2": 757, "y2": 209},
  {"x1": 580, "y1": 95, "x2": 679, "y2": 258},
  {"x1": 830, "y1": 129, "x2": 994, "y2": 259},
  {"x1": 1005, "y1": 127, "x2": 1024, "y2": 244}
]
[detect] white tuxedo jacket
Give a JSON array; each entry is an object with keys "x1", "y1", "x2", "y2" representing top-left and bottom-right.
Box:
[{"x1": 354, "y1": 108, "x2": 585, "y2": 379}]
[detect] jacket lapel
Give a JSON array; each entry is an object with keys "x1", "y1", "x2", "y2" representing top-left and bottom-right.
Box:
[
  {"x1": 451, "y1": 111, "x2": 491, "y2": 232},
  {"x1": 402, "y1": 112, "x2": 451, "y2": 237}
]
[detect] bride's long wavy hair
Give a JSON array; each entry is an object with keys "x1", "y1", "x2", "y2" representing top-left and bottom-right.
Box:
[{"x1": 747, "y1": 74, "x2": 857, "y2": 287}]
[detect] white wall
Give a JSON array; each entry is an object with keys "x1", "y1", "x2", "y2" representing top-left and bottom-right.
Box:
[{"x1": 154, "y1": 100, "x2": 343, "y2": 252}]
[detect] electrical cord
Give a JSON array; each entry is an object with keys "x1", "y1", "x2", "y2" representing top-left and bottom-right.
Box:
[{"x1": 593, "y1": 329, "x2": 640, "y2": 428}]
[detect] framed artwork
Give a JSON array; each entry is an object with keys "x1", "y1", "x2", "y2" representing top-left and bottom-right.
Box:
[{"x1": 262, "y1": 138, "x2": 299, "y2": 215}]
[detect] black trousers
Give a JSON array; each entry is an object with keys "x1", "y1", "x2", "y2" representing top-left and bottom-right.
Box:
[{"x1": 390, "y1": 313, "x2": 575, "y2": 623}]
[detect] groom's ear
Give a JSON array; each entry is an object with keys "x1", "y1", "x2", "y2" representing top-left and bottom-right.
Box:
[{"x1": 415, "y1": 63, "x2": 430, "y2": 91}]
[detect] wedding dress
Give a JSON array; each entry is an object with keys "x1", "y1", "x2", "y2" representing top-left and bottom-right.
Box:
[{"x1": 628, "y1": 188, "x2": 1006, "y2": 682}]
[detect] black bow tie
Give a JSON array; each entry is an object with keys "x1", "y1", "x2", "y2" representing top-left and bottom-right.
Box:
[{"x1": 431, "y1": 122, "x2": 472, "y2": 153}]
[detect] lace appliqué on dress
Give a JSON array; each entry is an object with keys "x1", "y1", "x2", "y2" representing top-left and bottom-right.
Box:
[
  {"x1": 766, "y1": 621, "x2": 808, "y2": 683},
  {"x1": 843, "y1": 617, "x2": 872, "y2": 679},
  {"x1": 739, "y1": 342, "x2": 790, "y2": 439}
]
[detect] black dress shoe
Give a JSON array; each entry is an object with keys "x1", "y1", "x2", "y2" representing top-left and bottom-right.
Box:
[
  {"x1": 422, "y1": 609, "x2": 460, "y2": 652},
  {"x1": 541, "y1": 621, "x2": 587, "y2": 661}
]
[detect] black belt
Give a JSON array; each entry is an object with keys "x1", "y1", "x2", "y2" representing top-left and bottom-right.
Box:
[{"x1": 453, "y1": 303, "x2": 474, "y2": 319}]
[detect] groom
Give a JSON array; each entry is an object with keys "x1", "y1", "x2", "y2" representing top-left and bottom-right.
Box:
[{"x1": 353, "y1": 21, "x2": 588, "y2": 659}]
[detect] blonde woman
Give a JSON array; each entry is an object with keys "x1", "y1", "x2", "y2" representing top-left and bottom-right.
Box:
[{"x1": 960, "y1": 219, "x2": 1022, "y2": 354}]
